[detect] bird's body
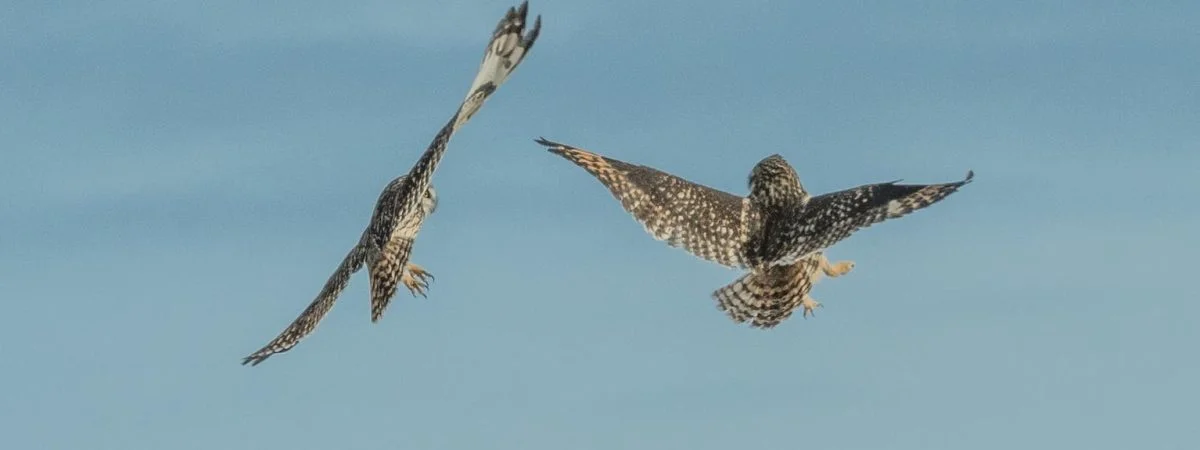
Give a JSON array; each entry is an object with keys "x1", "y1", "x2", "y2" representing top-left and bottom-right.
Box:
[
  {"x1": 242, "y1": 2, "x2": 541, "y2": 366},
  {"x1": 537, "y1": 138, "x2": 972, "y2": 328},
  {"x1": 361, "y1": 176, "x2": 440, "y2": 324}
]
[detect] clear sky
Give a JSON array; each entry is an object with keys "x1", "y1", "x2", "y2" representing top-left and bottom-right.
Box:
[{"x1": 3, "y1": 1, "x2": 1198, "y2": 449}]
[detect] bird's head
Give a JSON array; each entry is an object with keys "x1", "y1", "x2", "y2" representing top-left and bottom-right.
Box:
[
  {"x1": 748, "y1": 154, "x2": 808, "y2": 207},
  {"x1": 422, "y1": 185, "x2": 439, "y2": 216}
]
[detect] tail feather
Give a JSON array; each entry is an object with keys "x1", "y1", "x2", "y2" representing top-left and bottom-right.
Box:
[
  {"x1": 369, "y1": 236, "x2": 415, "y2": 323},
  {"x1": 713, "y1": 255, "x2": 824, "y2": 329}
]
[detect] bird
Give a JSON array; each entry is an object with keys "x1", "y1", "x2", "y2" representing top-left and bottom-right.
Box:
[
  {"x1": 536, "y1": 138, "x2": 973, "y2": 328},
  {"x1": 241, "y1": 2, "x2": 541, "y2": 366}
]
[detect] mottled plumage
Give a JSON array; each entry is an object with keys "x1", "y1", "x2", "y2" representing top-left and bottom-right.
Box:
[
  {"x1": 538, "y1": 138, "x2": 972, "y2": 328},
  {"x1": 539, "y1": 140, "x2": 757, "y2": 267},
  {"x1": 242, "y1": 2, "x2": 540, "y2": 366},
  {"x1": 714, "y1": 251, "x2": 853, "y2": 328}
]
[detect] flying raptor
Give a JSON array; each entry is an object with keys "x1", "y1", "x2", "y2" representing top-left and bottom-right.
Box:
[
  {"x1": 537, "y1": 138, "x2": 972, "y2": 328},
  {"x1": 242, "y1": 2, "x2": 541, "y2": 366}
]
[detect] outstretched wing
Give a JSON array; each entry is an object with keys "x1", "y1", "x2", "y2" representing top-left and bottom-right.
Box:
[
  {"x1": 538, "y1": 138, "x2": 758, "y2": 268},
  {"x1": 459, "y1": 1, "x2": 541, "y2": 126},
  {"x1": 769, "y1": 171, "x2": 975, "y2": 267},
  {"x1": 242, "y1": 246, "x2": 367, "y2": 366},
  {"x1": 393, "y1": 1, "x2": 541, "y2": 244},
  {"x1": 713, "y1": 254, "x2": 822, "y2": 328}
]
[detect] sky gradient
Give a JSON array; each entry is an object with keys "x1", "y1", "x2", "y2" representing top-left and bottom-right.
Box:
[{"x1": 3, "y1": 1, "x2": 1198, "y2": 449}]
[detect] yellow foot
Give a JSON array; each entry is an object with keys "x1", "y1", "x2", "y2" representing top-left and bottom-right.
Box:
[
  {"x1": 801, "y1": 296, "x2": 823, "y2": 319},
  {"x1": 827, "y1": 260, "x2": 855, "y2": 277},
  {"x1": 401, "y1": 263, "x2": 434, "y2": 298}
]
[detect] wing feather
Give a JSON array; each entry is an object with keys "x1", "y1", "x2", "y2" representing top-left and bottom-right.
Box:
[
  {"x1": 539, "y1": 138, "x2": 756, "y2": 268},
  {"x1": 769, "y1": 171, "x2": 974, "y2": 267},
  {"x1": 241, "y1": 246, "x2": 367, "y2": 366}
]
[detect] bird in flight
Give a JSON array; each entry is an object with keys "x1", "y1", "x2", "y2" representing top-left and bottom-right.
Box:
[
  {"x1": 536, "y1": 138, "x2": 972, "y2": 328},
  {"x1": 242, "y1": 2, "x2": 541, "y2": 366}
]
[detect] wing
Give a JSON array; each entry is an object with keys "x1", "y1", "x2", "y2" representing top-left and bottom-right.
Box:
[
  {"x1": 713, "y1": 254, "x2": 822, "y2": 328},
  {"x1": 391, "y1": 1, "x2": 541, "y2": 244},
  {"x1": 770, "y1": 171, "x2": 975, "y2": 267},
  {"x1": 458, "y1": 0, "x2": 541, "y2": 126},
  {"x1": 241, "y1": 246, "x2": 367, "y2": 366},
  {"x1": 538, "y1": 138, "x2": 757, "y2": 268}
]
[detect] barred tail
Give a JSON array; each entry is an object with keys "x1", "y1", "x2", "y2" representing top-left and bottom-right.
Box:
[
  {"x1": 713, "y1": 255, "x2": 823, "y2": 329},
  {"x1": 368, "y1": 237, "x2": 415, "y2": 323}
]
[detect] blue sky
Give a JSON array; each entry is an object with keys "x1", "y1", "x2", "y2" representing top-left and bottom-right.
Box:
[{"x1": 3, "y1": 1, "x2": 1198, "y2": 448}]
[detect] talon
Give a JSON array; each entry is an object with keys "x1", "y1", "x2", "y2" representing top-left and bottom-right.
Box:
[
  {"x1": 406, "y1": 283, "x2": 427, "y2": 298},
  {"x1": 400, "y1": 263, "x2": 434, "y2": 298},
  {"x1": 801, "y1": 297, "x2": 823, "y2": 319},
  {"x1": 401, "y1": 269, "x2": 431, "y2": 298},
  {"x1": 408, "y1": 264, "x2": 434, "y2": 282}
]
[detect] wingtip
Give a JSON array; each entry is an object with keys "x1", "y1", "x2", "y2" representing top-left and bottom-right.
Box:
[
  {"x1": 529, "y1": 14, "x2": 542, "y2": 38},
  {"x1": 522, "y1": 14, "x2": 542, "y2": 51},
  {"x1": 536, "y1": 137, "x2": 576, "y2": 158},
  {"x1": 241, "y1": 355, "x2": 265, "y2": 367},
  {"x1": 963, "y1": 169, "x2": 975, "y2": 184}
]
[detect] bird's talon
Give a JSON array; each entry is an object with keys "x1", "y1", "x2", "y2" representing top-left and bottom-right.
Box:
[
  {"x1": 801, "y1": 297, "x2": 823, "y2": 319},
  {"x1": 400, "y1": 264, "x2": 434, "y2": 298}
]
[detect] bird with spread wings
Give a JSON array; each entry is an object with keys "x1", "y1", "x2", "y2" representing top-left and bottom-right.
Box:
[
  {"x1": 242, "y1": 2, "x2": 541, "y2": 366},
  {"x1": 537, "y1": 138, "x2": 972, "y2": 328}
]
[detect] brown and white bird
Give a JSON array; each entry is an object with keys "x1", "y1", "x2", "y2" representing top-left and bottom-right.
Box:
[
  {"x1": 242, "y1": 2, "x2": 541, "y2": 366},
  {"x1": 537, "y1": 138, "x2": 972, "y2": 328}
]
